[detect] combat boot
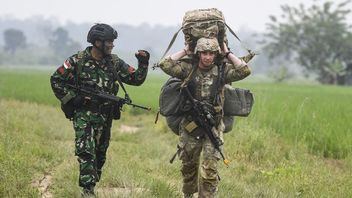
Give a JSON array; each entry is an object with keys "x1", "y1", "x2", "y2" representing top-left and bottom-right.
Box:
[{"x1": 81, "y1": 186, "x2": 95, "y2": 197}]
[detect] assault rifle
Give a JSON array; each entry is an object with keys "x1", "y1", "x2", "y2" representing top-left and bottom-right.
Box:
[
  {"x1": 182, "y1": 86, "x2": 230, "y2": 167},
  {"x1": 66, "y1": 84, "x2": 151, "y2": 111}
]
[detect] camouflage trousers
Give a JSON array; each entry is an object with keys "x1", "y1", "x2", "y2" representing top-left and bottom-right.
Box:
[
  {"x1": 73, "y1": 110, "x2": 112, "y2": 188},
  {"x1": 178, "y1": 118, "x2": 224, "y2": 198}
]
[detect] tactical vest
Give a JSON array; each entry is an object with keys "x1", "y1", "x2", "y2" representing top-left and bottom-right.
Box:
[{"x1": 60, "y1": 51, "x2": 121, "y2": 120}]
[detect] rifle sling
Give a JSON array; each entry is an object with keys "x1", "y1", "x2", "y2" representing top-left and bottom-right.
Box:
[{"x1": 106, "y1": 58, "x2": 132, "y2": 102}]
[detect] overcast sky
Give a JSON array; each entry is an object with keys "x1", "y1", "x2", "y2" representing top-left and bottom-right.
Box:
[{"x1": 0, "y1": 0, "x2": 351, "y2": 32}]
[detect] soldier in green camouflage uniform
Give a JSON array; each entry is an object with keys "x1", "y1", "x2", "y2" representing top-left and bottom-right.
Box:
[
  {"x1": 50, "y1": 23, "x2": 149, "y2": 196},
  {"x1": 159, "y1": 37, "x2": 251, "y2": 198}
]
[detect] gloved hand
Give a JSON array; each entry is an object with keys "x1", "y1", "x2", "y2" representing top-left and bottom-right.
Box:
[
  {"x1": 72, "y1": 95, "x2": 85, "y2": 108},
  {"x1": 135, "y1": 50, "x2": 150, "y2": 66}
]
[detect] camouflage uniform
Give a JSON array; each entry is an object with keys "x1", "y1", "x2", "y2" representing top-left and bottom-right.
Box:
[
  {"x1": 51, "y1": 46, "x2": 148, "y2": 189},
  {"x1": 159, "y1": 53, "x2": 250, "y2": 197}
]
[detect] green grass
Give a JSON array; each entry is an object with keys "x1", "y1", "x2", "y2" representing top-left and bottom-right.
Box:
[
  {"x1": 0, "y1": 68, "x2": 166, "y2": 111},
  {"x1": 1, "y1": 68, "x2": 352, "y2": 197},
  {"x1": 245, "y1": 83, "x2": 352, "y2": 158}
]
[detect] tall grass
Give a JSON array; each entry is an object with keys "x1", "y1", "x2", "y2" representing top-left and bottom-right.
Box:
[
  {"x1": 1, "y1": 68, "x2": 351, "y2": 159},
  {"x1": 0, "y1": 99, "x2": 73, "y2": 197},
  {"x1": 243, "y1": 83, "x2": 352, "y2": 158},
  {"x1": 0, "y1": 69, "x2": 57, "y2": 106},
  {"x1": 2, "y1": 68, "x2": 350, "y2": 158},
  {"x1": 1, "y1": 67, "x2": 352, "y2": 196},
  {"x1": 1, "y1": 99, "x2": 352, "y2": 197},
  {"x1": 0, "y1": 68, "x2": 165, "y2": 111}
]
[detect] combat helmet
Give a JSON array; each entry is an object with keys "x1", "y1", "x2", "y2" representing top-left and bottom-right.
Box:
[
  {"x1": 87, "y1": 23, "x2": 118, "y2": 44},
  {"x1": 194, "y1": 37, "x2": 221, "y2": 54}
]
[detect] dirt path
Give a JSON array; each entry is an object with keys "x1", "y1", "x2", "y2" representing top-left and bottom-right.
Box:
[
  {"x1": 31, "y1": 172, "x2": 53, "y2": 198},
  {"x1": 119, "y1": 124, "x2": 139, "y2": 134},
  {"x1": 30, "y1": 125, "x2": 143, "y2": 197},
  {"x1": 96, "y1": 187, "x2": 147, "y2": 197}
]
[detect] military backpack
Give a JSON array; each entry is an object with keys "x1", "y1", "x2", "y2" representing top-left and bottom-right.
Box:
[{"x1": 158, "y1": 8, "x2": 242, "y2": 62}]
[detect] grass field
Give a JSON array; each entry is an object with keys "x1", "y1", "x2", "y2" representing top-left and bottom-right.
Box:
[{"x1": 1, "y1": 68, "x2": 352, "y2": 197}]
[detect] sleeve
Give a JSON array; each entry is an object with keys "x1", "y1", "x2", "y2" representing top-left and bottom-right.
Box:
[
  {"x1": 158, "y1": 57, "x2": 192, "y2": 80},
  {"x1": 224, "y1": 62, "x2": 251, "y2": 83},
  {"x1": 50, "y1": 55, "x2": 78, "y2": 104},
  {"x1": 117, "y1": 58, "x2": 148, "y2": 86}
]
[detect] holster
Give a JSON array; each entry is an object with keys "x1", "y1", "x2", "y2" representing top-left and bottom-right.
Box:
[{"x1": 111, "y1": 103, "x2": 121, "y2": 120}]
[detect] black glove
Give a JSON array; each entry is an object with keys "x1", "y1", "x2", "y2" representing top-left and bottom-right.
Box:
[
  {"x1": 135, "y1": 50, "x2": 150, "y2": 66},
  {"x1": 72, "y1": 95, "x2": 85, "y2": 108}
]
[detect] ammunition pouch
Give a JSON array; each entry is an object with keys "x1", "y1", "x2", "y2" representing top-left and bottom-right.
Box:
[
  {"x1": 223, "y1": 116, "x2": 234, "y2": 133},
  {"x1": 61, "y1": 100, "x2": 75, "y2": 120},
  {"x1": 166, "y1": 115, "x2": 183, "y2": 135},
  {"x1": 111, "y1": 103, "x2": 121, "y2": 120},
  {"x1": 224, "y1": 85, "x2": 254, "y2": 117},
  {"x1": 184, "y1": 116, "x2": 205, "y2": 138}
]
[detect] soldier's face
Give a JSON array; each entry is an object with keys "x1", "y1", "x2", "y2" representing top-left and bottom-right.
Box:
[
  {"x1": 199, "y1": 51, "x2": 216, "y2": 69},
  {"x1": 103, "y1": 40, "x2": 115, "y2": 54}
]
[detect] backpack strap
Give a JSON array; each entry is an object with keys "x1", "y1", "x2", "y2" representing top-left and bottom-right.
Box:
[
  {"x1": 211, "y1": 61, "x2": 226, "y2": 105},
  {"x1": 224, "y1": 23, "x2": 241, "y2": 42},
  {"x1": 180, "y1": 62, "x2": 198, "y2": 88},
  {"x1": 153, "y1": 27, "x2": 182, "y2": 69},
  {"x1": 106, "y1": 55, "x2": 132, "y2": 103},
  {"x1": 74, "y1": 50, "x2": 86, "y2": 86},
  {"x1": 161, "y1": 27, "x2": 182, "y2": 60},
  {"x1": 225, "y1": 23, "x2": 254, "y2": 53}
]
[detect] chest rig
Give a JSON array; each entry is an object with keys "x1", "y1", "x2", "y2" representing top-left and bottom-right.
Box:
[
  {"x1": 73, "y1": 51, "x2": 132, "y2": 119},
  {"x1": 181, "y1": 60, "x2": 226, "y2": 114},
  {"x1": 74, "y1": 51, "x2": 120, "y2": 95}
]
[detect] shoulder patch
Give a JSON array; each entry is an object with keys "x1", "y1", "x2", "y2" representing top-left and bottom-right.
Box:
[
  {"x1": 63, "y1": 60, "x2": 72, "y2": 69},
  {"x1": 57, "y1": 65, "x2": 65, "y2": 75}
]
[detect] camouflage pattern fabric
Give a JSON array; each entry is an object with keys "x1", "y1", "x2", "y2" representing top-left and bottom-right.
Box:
[
  {"x1": 159, "y1": 57, "x2": 251, "y2": 85},
  {"x1": 178, "y1": 118, "x2": 225, "y2": 197},
  {"x1": 194, "y1": 37, "x2": 221, "y2": 54},
  {"x1": 51, "y1": 46, "x2": 148, "y2": 103},
  {"x1": 73, "y1": 111, "x2": 108, "y2": 187},
  {"x1": 182, "y1": 8, "x2": 226, "y2": 50},
  {"x1": 51, "y1": 46, "x2": 148, "y2": 188},
  {"x1": 159, "y1": 56, "x2": 250, "y2": 197}
]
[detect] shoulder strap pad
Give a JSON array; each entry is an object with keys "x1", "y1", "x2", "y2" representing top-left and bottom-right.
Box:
[
  {"x1": 110, "y1": 54, "x2": 120, "y2": 68},
  {"x1": 75, "y1": 50, "x2": 86, "y2": 84}
]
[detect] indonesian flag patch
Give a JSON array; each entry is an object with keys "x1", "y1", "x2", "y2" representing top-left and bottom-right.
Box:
[
  {"x1": 57, "y1": 66, "x2": 65, "y2": 75},
  {"x1": 63, "y1": 60, "x2": 72, "y2": 69}
]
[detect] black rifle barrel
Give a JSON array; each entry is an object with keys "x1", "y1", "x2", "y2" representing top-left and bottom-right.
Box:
[{"x1": 66, "y1": 84, "x2": 151, "y2": 111}]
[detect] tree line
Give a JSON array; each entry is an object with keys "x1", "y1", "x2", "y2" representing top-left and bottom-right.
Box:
[
  {"x1": 1, "y1": 0, "x2": 352, "y2": 85},
  {"x1": 1, "y1": 27, "x2": 81, "y2": 65},
  {"x1": 262, "y1": 0, "x2": 352, "y2": 85}
]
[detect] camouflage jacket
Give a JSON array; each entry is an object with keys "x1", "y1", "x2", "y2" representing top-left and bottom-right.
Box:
[
  {"x1": 51, "y1": 46, "x2": 148, "y2": 105},
  {"x1": 159, "y1": 56, "x2": 251, "y2": 105}
]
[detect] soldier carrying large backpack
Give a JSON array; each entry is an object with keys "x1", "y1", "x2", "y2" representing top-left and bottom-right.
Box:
[
  {"x1": 157, "y1": 8, "x2": 255, "y2": 197},
  {"x1": 158, "y1": 36, "x2": 251, "y2": 197}
]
